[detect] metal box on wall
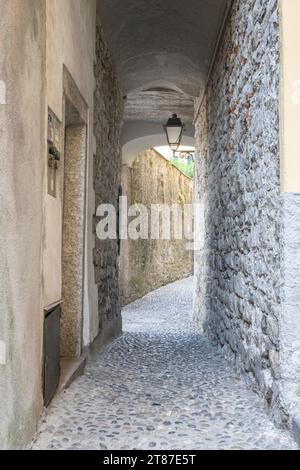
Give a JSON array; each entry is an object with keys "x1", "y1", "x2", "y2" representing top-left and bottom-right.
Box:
[{"x1": 44, "y1": 303, "x2": 61, "y2": 407}]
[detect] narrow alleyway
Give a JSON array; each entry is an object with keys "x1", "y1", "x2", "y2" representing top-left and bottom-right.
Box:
[{"x1": 32, "y1": 278, "x2": 296, "y2": 450}]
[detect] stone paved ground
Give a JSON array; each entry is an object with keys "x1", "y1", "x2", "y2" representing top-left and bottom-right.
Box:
[{"x1": 32, "y1": 278, "x2": 297, "y2": 450}]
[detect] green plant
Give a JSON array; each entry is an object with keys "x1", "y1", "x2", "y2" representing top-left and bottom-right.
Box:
[
  {"x1": 170, "y1": 158, "x2": 194, "y2": 178},
  {"x1": 178, "y1": 192, "x2": 186, "y2": 206}
]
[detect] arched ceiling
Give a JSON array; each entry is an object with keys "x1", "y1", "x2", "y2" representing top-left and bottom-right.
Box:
[
  {"x1": 124, "y1": 90, "x2": 195, "y2": 123},
  {"x1": 97, "y1": 0, "x2": 230, "y2": 97},
  {"x1": 122, "y1": 122, "x2": 195, "y2": 166},
  {"x1": 123, "y1": 135, "x2": 195, "y2": 167},
  {"x1": 97, "y1": 0, "x2": 230, "y2": 159}
]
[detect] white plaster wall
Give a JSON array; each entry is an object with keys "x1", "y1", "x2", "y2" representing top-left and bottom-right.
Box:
[{"x1": 43, "y1": 0, "x2": 98, "y2": 346}]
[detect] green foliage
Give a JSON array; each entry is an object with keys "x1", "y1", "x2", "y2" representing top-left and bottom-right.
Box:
[
  {"x1": 178, "y1": 192, "x2": 186, "y2": 206},
  {"x1": 170, "y1": 157, "x2": 194, "y2": 178}
]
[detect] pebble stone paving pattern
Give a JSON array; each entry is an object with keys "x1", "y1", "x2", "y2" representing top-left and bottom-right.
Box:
[{"x1": 32, "y1": 277, "x2": 297, "y2": 450}]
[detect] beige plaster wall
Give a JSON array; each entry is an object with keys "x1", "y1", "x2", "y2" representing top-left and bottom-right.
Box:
[
  {"x1": 43, "y1": 0, "x2": 98, "y2": 346},
  {"x1": 0, "y1": 0, "x2": 46, "y2": 449},
  {"x1": 279, "y1": 0, "x2": 300, "y2": 429},
  {"x1": 120, "y1": 149, "x2": 194, "y2": 305},
  {"x1": 0, "y1": 0, "x2": 99, "y2": 449},
  {"x1": 280, "y1": 0, "x2": 300, "y2": 193}
]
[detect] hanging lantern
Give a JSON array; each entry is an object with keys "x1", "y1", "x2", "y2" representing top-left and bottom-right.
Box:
[{"x1": 164, "y1": 114, "x2": 185, "y2": 155}]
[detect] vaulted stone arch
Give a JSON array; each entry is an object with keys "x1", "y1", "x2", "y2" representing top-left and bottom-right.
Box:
[
  {"x1": 122, "y1": 122, "x2": 195, "y2": 166},
  {"x1": 97, "y1": 0, "x2": 231, "y2": 97}
]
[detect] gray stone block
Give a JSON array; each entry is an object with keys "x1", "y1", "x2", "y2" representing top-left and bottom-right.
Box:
[{"x1": 292, "y1": 412, "x2": 300, "y2": 447}]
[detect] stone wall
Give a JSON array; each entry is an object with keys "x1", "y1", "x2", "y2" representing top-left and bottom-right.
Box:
[
  {"x1": 279, "y1": 194, "x2": 300, "y2": 427},
  {"x1": 120, "y1": 149, "x2": 194, "y2": 305},
  {"x1": 93, "y1": 21, "x2": 123, "y2": 341},
  {"x1": 194, "y1": 0, "x2": 282, "y2": 411}
]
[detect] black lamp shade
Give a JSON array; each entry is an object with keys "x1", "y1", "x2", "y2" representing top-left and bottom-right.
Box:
[{"x1": 164, "y1": 114, "x2": 184, "y2": 153}]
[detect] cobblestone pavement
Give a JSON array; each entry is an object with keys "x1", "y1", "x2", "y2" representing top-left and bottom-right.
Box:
[{"x1": 32, "y1": 278, "x2": 297, "y2": 450}]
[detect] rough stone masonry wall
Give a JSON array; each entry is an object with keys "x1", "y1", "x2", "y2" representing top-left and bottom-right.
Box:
[
  {"x1": 120, "y1": 149, "x2": 194, "y2": 305},
  {"x1": 194, "y1": 0, "x2": 282, "y2": 410},
  {"x1": 93, "y1": 21, "x2": 123, "y2": 342}
]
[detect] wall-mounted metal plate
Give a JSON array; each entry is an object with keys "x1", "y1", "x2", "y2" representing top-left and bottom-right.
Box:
[{"x1": 44, "y1": 303, "x2": 61, "y2": 407}]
